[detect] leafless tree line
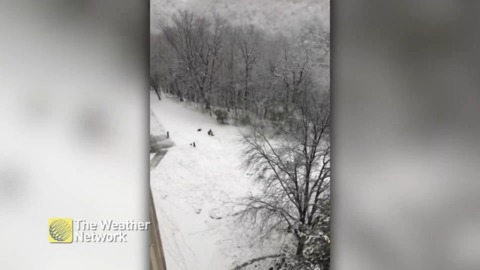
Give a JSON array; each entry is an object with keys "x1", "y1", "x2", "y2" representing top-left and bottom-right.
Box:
[{"x1": 150, "y1": 11, "x2": 329, "y2": 124}]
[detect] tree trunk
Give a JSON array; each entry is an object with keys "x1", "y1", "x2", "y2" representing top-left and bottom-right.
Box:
[
  {"x1": 296, "y1": 235, "x2": 306, "y2": 256},
  {"x1": 153, "y1": 86, "x2": 162, "y2": 100},
  {"x1": 244, "y1": 69, "x2": 249, "y2": 111}
]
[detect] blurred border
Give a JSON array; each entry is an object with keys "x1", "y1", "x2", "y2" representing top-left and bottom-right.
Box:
[
  {"x1": 332, "y1": 1, "x2": 480, "y2": 270},
  {"x1": 0, "y1": 1, "x2": 151, "y2": 269}
]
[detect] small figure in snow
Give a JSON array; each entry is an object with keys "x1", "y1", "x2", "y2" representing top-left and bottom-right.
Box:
[
  {"x1": 193, "y1": 142, "x2": 196, "y2": 147},
  {"x1": 166, "y1": 131, "x2": 170, "y2": 138},
  {"x1": 208, "y1": 129, "x2": 214, "y2": 136},
  {"x1": 197, "y1": 128, "x2": 202, "y2": 132}
]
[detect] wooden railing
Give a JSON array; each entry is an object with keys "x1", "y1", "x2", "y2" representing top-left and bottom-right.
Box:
[
  {"x1": 150, "y1": 148, "x2": 169, "y2": 270},
  {"x1": 150, "y1": 108, "x2": 173, "y2": 270},
  {"x1": 150, "y1": 185, "x2": 167, "y2": 270}
]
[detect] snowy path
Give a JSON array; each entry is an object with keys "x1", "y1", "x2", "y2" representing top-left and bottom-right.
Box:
[{"x1": 150, "y1": 93, "x2": 275, "y2": 270}]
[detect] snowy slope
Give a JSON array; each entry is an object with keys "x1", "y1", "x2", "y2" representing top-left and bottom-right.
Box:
[{"x1": 150, "y1": 93, "x2": 284, "y2": 270}]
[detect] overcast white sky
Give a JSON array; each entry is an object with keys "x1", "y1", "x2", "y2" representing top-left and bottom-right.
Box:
[{"x1": 150, "y1": 0, "x2": 330, "y2": 34}]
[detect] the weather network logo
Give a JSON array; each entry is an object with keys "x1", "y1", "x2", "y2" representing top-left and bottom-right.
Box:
[{"x1": 48, "y1": 218, "x2": 73, "y2": 243}]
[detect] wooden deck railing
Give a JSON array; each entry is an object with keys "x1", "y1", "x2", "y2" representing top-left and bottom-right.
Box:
[
  {"x1": 150, "y1": 184, "x2": 167, "y2": 270},
  {"x1": 150, "y1": 149, "x2": 169, "y2": 270},
  {"x1": 150, "y1": 108, "x2": 172, "y2": 270}
]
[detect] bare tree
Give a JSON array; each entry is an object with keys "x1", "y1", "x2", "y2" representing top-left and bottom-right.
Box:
[
  {"x1": 240, "y1": 89, "x2": 330, "y2": 263},
  {"x1": 150, "y1": 33, "x2": 164, "y2": 100},
  {"x1": 238, "y1": 25, "x2": 261, "y2": 111},
  {"x1": 160, "y1": 11, "x2": 226, "y2": 110},
  {"x1": 270, "y1": 42, "x2": 312, "y2": 109},
  {"x1": 150, "y1": 74, "x2": 162, "y2": 100}
]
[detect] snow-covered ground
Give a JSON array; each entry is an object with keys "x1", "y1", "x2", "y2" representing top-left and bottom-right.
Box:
[{"x1": 150, "y1": 92, "x2": 284, "y2": 270}]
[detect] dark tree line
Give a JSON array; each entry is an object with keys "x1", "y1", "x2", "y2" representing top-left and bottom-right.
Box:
[{"x1": 150, "y1": 10, "x2": 330, "y2": 125}]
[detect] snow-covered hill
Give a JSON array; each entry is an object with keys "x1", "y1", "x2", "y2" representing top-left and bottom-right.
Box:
[
  {"x1": 151, "y1": 0, "x2": 330, "y2": 34},
  {"x1": 150, "y1": 93, "x2": 286, "y2": 269}
]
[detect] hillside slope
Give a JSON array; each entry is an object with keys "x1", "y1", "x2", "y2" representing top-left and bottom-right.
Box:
[{"x1": 150, "y1": 93, "x2": 285, "y2": 269}]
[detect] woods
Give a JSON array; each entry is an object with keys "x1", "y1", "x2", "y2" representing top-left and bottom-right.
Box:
[{"x1": 150, "y1": 11, "x2": 330, "y2": 124}]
